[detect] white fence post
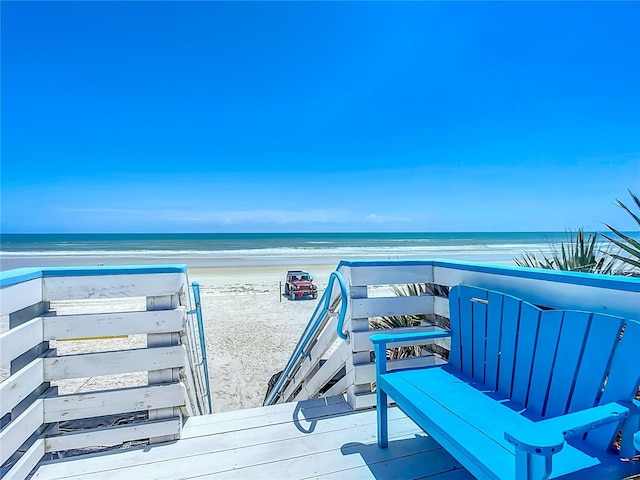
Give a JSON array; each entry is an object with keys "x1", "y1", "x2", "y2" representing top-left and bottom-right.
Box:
[
  {"x1": 345, "y1": 284, "x2": 371, "y2": 410},
  {"x1": 146, "y1": 294, "x2": 182, "y2": 443}
]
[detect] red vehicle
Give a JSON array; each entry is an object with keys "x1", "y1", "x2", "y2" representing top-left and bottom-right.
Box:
[{"x1": 284, "y1": 270, "x2": 318, "y2": 300}]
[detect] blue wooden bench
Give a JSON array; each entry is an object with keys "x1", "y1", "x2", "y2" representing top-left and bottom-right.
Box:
[{"x1": 371, "y1": 285, "x2": 640, "y2": 480}]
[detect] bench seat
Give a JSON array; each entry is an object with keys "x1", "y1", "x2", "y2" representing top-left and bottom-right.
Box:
[{"x1": 378, "y1": 365, "x2": 633, "y2": 479}]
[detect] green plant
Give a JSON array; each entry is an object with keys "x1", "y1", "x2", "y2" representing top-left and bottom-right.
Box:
[
  {"x1": 602, "y1": 190, "x2": 640, "y2": 274},
  {"x1": 514, "y1": 229, "x2": 620, "y2": 274},
  {"x1": 370, "y1": 283, "x2": 449, "y2": 360}
]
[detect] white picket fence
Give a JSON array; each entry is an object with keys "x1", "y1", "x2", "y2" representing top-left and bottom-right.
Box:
[
  {"x1": 266, "y1": 259, "x2": 640, "y2": 410},
  {"x1": 0, "y1": 265, "x2": 210, "y2": 479}
]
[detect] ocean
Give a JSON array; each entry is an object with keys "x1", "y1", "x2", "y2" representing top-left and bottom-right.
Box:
[{"x1": 0, "y1": 231, "x2": 618, "y2": 271}]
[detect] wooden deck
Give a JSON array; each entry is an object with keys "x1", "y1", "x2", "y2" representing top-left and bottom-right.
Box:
[{"x1": 32, "y1": 396, "x2": 472, "y2": 480}]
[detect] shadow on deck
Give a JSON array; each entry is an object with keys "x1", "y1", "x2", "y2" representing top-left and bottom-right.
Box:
[{"x1": 32, "y1": 396, "x2": 472, "y2": 480}]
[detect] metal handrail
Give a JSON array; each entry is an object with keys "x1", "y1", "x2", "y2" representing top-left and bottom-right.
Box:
[
  {"x1": 333, "y1": 272, "x2": 349, "y2": 340},
  {"x1": 190, "y1": 281, "x2": 212, "y2": 413},
  {"x1": 264, "y1": 270, "x2": 349, "y2": 406}
]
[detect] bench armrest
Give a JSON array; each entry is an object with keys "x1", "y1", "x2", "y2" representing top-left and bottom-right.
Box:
[
  {"x1": 505, "y1": 402, "x2": 630, "y2": 456},
  {"x1": 370, "y1": 330, "x2": 451, "y2": 374},
  {"x1": 370, "y1": 330, "x2": 451, "y2": 347},
  {"x1": 626, "y1": 399, "x2": 640, "y2": 456}
]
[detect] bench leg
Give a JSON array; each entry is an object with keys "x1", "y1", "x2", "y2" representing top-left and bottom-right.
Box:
[
  {"x1": 620, "y1": 401, "x2": 639, "y2": 458},
  {"x1": 515, "y1": 448, "x2": 552, "y2": 480},
  {"x1": 377, "y1": 387, "x2": 388, "y2": 448}
]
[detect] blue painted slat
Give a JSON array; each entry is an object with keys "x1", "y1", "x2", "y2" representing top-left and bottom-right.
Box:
[
  {"x1": 337, "y1": 258, "x2": 640, "y2": 293},
  {"x1": 588, "y1": 318, "x2": 640, "y2": 452},
  {"x1": 41, "y1": 264, "x2": 188, "y2": 277},
  {"x1": 568, "y1": 314, "x2": 624, "y2": 413},
  {"x1": 544, "y1": 311, "x2": 591, "y2": 418},
  {"x1": 448, "y1": 287, "x2": 462, "y2": 371},
  {"x1": 599, "y1": 319, "x2": 640, "y2": 403},
  {"x1": 471, "y1": 289, "x2": 489, "y2": 384},
  {"x1": 497, "y1": 295, "x2": 521, "y2": 399},
  {"x1": 511, "y1": 302, "x2": 541, "y2": 408},
  {"x1": 0, "y1": 265, "x2": 188, "y2": 288},
  {"x1": 485, "y1": 291, "x2": 504, "y2": 391},
  {"x1": 527, "y1": 310, "x2": 563, "y2": 417},
  {"x1": 0, "y1": 268, "x2": 43, "y2": 288},
  {"x1": 459, "y1": 286, "x2": 475, "y2": 379}
]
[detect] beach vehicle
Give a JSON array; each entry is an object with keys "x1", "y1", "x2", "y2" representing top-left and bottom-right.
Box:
[
  {"x1": 2, "y1": 261, "x2": 639, "y2": 479},
  {"x1": 284, "y1": 269, "x2": 318, "y2": 300}
]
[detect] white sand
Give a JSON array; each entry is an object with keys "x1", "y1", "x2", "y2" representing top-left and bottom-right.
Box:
[{"x1": 191, "y1": 264, "x2": 336, "y2": 412}]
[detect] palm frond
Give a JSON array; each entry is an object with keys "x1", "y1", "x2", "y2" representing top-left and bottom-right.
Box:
[
  {"x1": 601, "y1": 190, "x2": 640, "y2": 275},
  {"x1": 614, "y1": 190, "x2": 640, "y2": 227},
  {"x1": 515, "y1": 229, "x2": 621, "y2": 274},
  {"x1": 371, "y1": 283, "x2": 449, "y2": 360}
]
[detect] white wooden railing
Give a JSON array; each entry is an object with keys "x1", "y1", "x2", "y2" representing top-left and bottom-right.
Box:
[
  {"x1": 0, "y1": 265, "x2": 210, "y2": 479},
  {"x1": 267, "y1": 259, "x2": 640, "y2": 410}
]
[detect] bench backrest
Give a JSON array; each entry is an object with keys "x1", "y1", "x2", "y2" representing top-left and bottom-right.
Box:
[{"x1": 447, "y1": 285, "x2": 640, "y2": 423}]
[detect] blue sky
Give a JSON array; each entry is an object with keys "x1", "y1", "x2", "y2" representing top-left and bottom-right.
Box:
[{"x1": 1, "y1": 1, "x2": 639, "y2": 233}]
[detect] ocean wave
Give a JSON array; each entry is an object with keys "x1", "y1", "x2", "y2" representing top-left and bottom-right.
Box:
[{"x1": 0, "y1": 243, "x2": 558, "y2": 259}]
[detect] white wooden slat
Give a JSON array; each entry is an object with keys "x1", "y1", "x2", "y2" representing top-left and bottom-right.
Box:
[
  {"x1": 43, "y1": 309, "x2": 185, "y2": 340},
  {"x1": 434, "y1": 296, "x2": 450, "y2": 317},
  {"x1": 352, "y1": 391, "x2": 377, "y2": 410},
  {"x1": 282, "y1": 339, "x2": 348, "y2": 403},
  {"x1": 432, "y1": 266, "x2": 640, "y2": 320},
  {"x1": 227, "y1": 452, "x2": 460, "y2": 480},
  {"x1": 43, "y1": 346, "x2": 185, "y2": 381},
  {"x1": 32, "y1": 403, "x2": 424, "y2": 480},
  {"x1": 43, "y1": 383, "x2": 185, "y2": 422},
  {"x1": 1, "y1": 358, "x2": 45, "y2": 417},
  {"x1": 178, "y1": 345, "x2": 197, "y2": 417},
  {"x1": 277, "y1": 316, "x2": 339, "y2": 403},
  {"x1": 351, "y1": 325, "x2": 445, "y2": 352},
  {"x1": 0, "y1": 317, "x2": 44, "y2": 365},
  {"x1": 334, "y1": 265, "x2": 352, "y2": 289},
  {"x1": 97, "y1": 425, "x2": 433, "y2": 480},
  {"x1": 182, "y1": 396, "x2": 353, "y2": 439},
  {"x1": 184, "y1": 399, "x2": 354, "y2": 443},
  {"x1": 344, "y1": 318, "x2": 370, "y2": 353},
  {"x1": 349, "y1": 264, "x2": 434, "y2": 287},
  {"x1": 71, "y1": 417, "x2": 426, "y2": 480},
  {"x1": 3, "y1": 437, "x2": 46, "y2": 480},
  {"x1": 44, "y1": 417, "x2": 181, "y2": 452},
  {"x1": 42, "y1": 274, "x2": 185, "y2": 301},
  {"x1": 0, "y1": 399, "x2": 44, "y2": 465},
  {"x1": 352, "y1": 355, "x2": 444, "y2": 385},
  {"x1": 323, "y1": 373, "x2": 349, "y2": 397},
  {"x1": 351, "y1": 295, "x2": 434, "y2": 319},
  {"x1": 309, "y1": 315, "x2": 340, "y2": 361},
  {"x1": 293, "y1": 341, "x2": 351, "y2": 401},
  {"x1": 0, "y1": 279, "x2": 43, "y2": 317},
  {"x1": 197, "y1": 430, "x2": 455, "y2": 480},
  {"x1": 279, "y1": 365, "x2": 303, "y2": 404}
]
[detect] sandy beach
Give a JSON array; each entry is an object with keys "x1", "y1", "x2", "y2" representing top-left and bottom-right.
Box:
[{"x1": 189, "y1": 264, "x2": 336, "y2": 412}]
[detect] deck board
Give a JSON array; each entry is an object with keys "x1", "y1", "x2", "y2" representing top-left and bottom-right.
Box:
[{"x1": 32, "y1": 396, "x2": 472, "y2": 480}]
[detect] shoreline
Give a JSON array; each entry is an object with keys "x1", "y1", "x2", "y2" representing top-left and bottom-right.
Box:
[{"x1": 0, "y1": 251, "x2": 518, "y2": 272}]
